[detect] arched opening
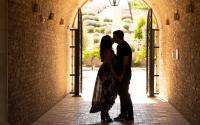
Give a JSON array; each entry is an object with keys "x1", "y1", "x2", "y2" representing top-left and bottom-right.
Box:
[{"x1": 69, "y1": 0, "x2": 163, "y2": 103}]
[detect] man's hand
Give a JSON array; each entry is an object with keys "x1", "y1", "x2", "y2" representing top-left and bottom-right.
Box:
[{"x1": 118, "y1": 75, "x2": 123, "y2": 82}]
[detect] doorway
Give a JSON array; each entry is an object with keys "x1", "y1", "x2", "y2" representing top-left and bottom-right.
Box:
[{"x1": 71, "y1": 0, "x2": 160, "y2": 102}]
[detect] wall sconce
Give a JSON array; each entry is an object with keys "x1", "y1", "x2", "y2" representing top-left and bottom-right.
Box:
[
  {"x1": 166, "y1": 19, "x2": 170, "y2": 25},
  {"x1": 59, "y1": 18, "x2": 64, "y2": 25},
  {"x1": 175, "y1": 48, "x2": 179, "y2": 60},
  {"x1": 48, "y1": 12, "x2": 54, "y2": 20},
  {"x1": 109, "y1": 0, "x2": 120, "y2": 6},
  {"x1": 186, "y1": 1, "x2": 194, "y2": 13},
  {"x1": 174, "y1": 10, "x2": 180, "y2": 20},
  {"x1": 32, "y1": 3, "x2": 39, "y2": 12},
  {"x1": 40, "y1": 15, "x2": 45, "y2": 23}
]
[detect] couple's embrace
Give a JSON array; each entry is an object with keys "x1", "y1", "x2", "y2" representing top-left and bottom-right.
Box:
[{"x1": 90, "y1": 30, "x2": 134, "y2": 123}]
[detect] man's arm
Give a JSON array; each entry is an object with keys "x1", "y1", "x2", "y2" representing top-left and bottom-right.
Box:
[{"x1": 118, "y1": 56, "x2": 129, "y2": 81}]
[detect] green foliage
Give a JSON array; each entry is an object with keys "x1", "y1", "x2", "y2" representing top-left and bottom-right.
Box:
[
  {"x1": 130, "y1": 0, "x2": 148, "y2": 9},
  {"x1": 122, "y1": 16, "x2": 132, "y2": 20},
  {"x1": 83, "y1": 48, "x2": 100, "y2": 64},
  {"x1": 97, "y1": 5, "x2": 108, "y2": 14},
  {"x1": 134, "y1": 27, "x2": 142, "y2": 39},
  {"x1": 133, "y1": 45, "x2": 146, "y2": 66},
  {"x1": 132, "y1": 16, "x2": 147, "y2": 66},
  {"x1": 130, "y1": 45, "x2": 135, "y2": 52},
  {"x1": 84, "y1": 20, "x2": 101, "y2": 27},
  {"x1": 94, "y1": 37, "x2": 100, "y2": 43},
  {"x1": 138, "y1": 45, "x2": 146, "y2": 59},
  {"x1": 138, "y1": 17, "x2": 146, "y2": 28},
  {"x1": 101, "y1": 22, "x2": 112, "y2": 26},
  {"x1": 134, "y1": 17, "x2": 146, "y2": 39},
  {"x1": 122, "y1": 18, "x2": 132, "y2": 23},
  {"x1": 82, "y1": 12, "x2": 96, "y2": 16},
  {"x1": 86, "y1": 26, "x2": 94, "y2": 33},
  {"x1": 103, "y1": 18, "x2": 112, "y2": 22},
  {"x1": 91, "y1": 48, "x2": 100, "y2": 59},
  {"x1": 99, "y1": 27, "x2": 105, "y2": 33},
  {"x1": 94, "y1": 28, "x2": 100, "y2": 33},
  {"x1": 132, "y1": 59, "x2": 141, "y2": 66},
  {"x1": 83, "y1": 15, "x2": 99, "y2": 21},
  {"x1": 93, "y1": 33, "x2": 100, "y2": 37},
  {"x1": 123, "y1": 24, "x2": 130, "y2": 30}
]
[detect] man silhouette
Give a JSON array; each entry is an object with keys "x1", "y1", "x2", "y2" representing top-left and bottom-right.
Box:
[{"x1": 112, "y1": 30, "x2": 134, "y2": 121}]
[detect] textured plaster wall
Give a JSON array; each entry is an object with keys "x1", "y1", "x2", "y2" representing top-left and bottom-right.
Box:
[
  {"x1": 145, "y1": 0, "x2": 200, "y2": 124},
  {"x1": 8, "y1": 0, "x2": 84, "y2": 124}
]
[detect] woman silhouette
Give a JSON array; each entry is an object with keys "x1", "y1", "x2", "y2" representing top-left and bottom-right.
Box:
[{"x1": 90, "y1": 35, "x2": 117, "y2": 122}]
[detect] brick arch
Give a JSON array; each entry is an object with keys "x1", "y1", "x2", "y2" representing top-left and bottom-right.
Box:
[{"x1": 6, "y1": 0, "x2": 200, "y2": 124}]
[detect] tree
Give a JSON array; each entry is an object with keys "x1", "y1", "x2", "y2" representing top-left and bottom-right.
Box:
[
  {"x1": 133, "y1": 17, "x2": 147, "y2": 66},
  {"x1": 134, "y1": 17, "x2": 146, "y2": 40}
]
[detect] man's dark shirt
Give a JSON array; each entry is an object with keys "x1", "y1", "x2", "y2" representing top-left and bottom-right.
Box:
[{"x1": 116, "y1": 41, "x2": 132, "y2": 79}]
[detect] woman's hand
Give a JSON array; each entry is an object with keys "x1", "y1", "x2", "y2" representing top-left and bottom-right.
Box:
[{"x1": 117, "y1": 75, "x2": 123, "y2": 82}]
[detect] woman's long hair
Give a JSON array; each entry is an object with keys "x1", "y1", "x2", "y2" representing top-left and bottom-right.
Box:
[{"x1": 100, "y1": 35, "x2": 112, "y2": 62}]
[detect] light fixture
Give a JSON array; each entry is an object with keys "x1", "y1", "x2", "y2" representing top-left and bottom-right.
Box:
[
  {"x1": 166, "y1": 19, "x2": 170, "y2": 25},
  {"x1": 59, "y1": 18, "x2": 64, "y2": 25},
  {"x1": 174, "y1": 10, "x2": 180, "y2": 21},
  {"x1": 32, "y1": 3, "x2": 39, "y2": 12},
  {"x1": 109, "y1": 0, "x2": 120, "y2": 6},
  {"x1": 186, "y1": 1, "x2": 194, "y2": 13},
  {"x1": 40, "y1": 15, "x2": 45, "y2": 23},
  {"x1": 48, "y1": 12, "x2": 54, "y2": 20}
]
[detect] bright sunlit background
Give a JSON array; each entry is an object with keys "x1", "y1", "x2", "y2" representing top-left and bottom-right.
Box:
[{"x1": 81, "y1": 0, "x2": 160, "y2": 104}]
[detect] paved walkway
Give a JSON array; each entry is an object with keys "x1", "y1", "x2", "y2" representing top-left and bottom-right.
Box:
[
  {"x1": 32, "y1": 95, "x2": 190, "y2": 125},
  {"x1": 32, "y1": 68, "x2": 191, "y2": 125}
]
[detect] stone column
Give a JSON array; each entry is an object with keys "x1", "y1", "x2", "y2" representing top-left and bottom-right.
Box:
[{"x1": 0, "y1": 0, "x2": 8, "y2": 124}]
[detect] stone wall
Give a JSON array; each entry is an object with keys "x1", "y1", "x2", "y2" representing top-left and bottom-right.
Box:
[
  {"x1": 164, "y1": 1, "x2": 200, "y2": 124},
  {"x1": 145, "y1": 0, "x2": 200, "y2": 124},
  {"x1": 7, "y1": 0, "x2": 82, "y2": 124}
]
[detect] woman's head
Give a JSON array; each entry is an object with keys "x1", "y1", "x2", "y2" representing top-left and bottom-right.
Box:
[
  {"x1": 100, "y1": 35, "x2": 112, "y2": 49},
  {"x1": 100, "y1": 35, "x2": 113, "y2": 62}
]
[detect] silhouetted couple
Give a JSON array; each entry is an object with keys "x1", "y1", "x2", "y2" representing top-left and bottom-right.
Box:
[{"x1": 90, "y1": 30, "x2": 134, "y2": 123}]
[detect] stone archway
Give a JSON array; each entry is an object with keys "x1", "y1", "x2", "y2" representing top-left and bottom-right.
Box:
[{"x1": 6, "y1": 0, "x2": 200, "y2": 124}]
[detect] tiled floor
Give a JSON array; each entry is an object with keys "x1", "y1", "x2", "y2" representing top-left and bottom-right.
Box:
[
  {"x1": 32, "y1": 68, "x2": 191, "y2": 125},
  {"x1": 32, "y1": 96, "x2": 190, "y2": 125}
]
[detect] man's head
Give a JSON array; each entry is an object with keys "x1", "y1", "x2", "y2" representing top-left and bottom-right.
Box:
[{"x1": 113, "y1": 30, "x2": 124, "y2": 44}]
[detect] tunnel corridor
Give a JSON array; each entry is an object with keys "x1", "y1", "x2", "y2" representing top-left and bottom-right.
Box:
[{"x1": 0, "y1": 0, "x2": 200, "y2": 125}]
